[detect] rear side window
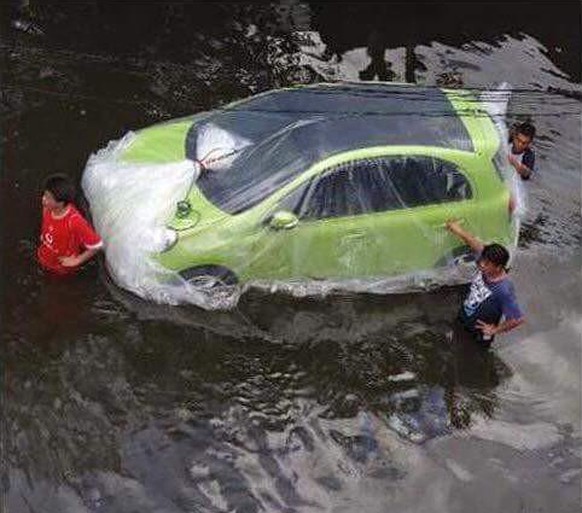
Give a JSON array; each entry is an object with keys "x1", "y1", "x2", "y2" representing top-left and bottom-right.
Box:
[
  {"x1": 390, "y1": 156, "x2": 472, "y2": 207},
  {"x1": 282, "y1": 156, "x2": 472, "y2": 220}
]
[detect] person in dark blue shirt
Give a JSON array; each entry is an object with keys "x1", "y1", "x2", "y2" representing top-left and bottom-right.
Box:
[
  {"x1": 508, "y1": 122, "x2": 536, "y2": 180},
  {"x1": 446, "y1": 220, "x2": 525, "y2": 347}
]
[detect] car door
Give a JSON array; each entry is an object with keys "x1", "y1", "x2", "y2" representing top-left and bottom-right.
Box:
[
  {"x1": 357, "y1": 155, "x2": 475, "y2": 274},
  {"x1": 248, "y1": 154, "x2": 474, "y2": 280},
  {"x1": 247, "y1": 163, "x2": 375, "y2": 280}
]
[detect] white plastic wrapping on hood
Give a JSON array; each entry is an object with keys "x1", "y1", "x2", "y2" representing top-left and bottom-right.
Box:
[
  {"x1": 81, "y1": 131, "x2": 244, "y2": 309},
  {"x1": 82, "y1": 133, "x2": 189, "y2": 301}
]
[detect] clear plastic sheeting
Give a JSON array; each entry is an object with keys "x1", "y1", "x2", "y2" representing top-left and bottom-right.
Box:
[
  {"x1": 248, "y1": 263, "x2": 477, "y2": 299},
  {"x1": 479, "y1": 82, "x2": 526, "y2": 219},
  {"x1": 82, "y1": 83, "x2": 522, "y2": 310},
  {"x1": 195, "y1": 122, "x2": 253, "y2": 171},
  {"x1": 82, "y1": 133, "x2": 242, "y2": 309}
]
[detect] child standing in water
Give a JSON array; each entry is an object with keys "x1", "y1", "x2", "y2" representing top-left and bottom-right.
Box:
[
  {"x1": 37, "y1": 174, "x2": 103, "y2": 274},
  {"x1": 508, "y1": 121, "x2": 536, "y2": 180},
  {"x1": 446, "y1": 220, "x2": 525, "y2": 348}
]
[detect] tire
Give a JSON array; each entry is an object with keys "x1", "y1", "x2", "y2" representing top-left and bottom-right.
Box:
[{"x1": 179, "y1": 265, "x2": 238, "y2": 289}]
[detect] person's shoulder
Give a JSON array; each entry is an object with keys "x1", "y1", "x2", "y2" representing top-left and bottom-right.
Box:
[
  {"x1": 66, "y1": 205, "x2": 93, "y2": 231},
  {"x1": 67, "y1": 205, "x2": 101, "y2": 243},
  {"x1": 67, "y1": 205, "x2": 89, "y2": 222},
  {"x1": 496, "y1": 276, "x2": 517, "y2": 295}
]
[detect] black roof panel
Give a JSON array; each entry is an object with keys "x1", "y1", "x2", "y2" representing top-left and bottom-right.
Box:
[{"x1": 230, "y1": 84, "x2": 474, "y2": 152}]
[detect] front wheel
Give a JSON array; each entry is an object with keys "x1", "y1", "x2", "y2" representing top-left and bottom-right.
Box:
[{"x1": 179, "y1": 265, "x2": 238, "y2": 290}]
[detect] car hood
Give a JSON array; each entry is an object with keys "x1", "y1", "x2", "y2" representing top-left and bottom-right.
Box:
[{"x1": 166, "y1": 183, "x2": 230, "y2": 232}]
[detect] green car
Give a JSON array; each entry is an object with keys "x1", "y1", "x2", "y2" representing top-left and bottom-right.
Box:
[{"x1": 112, "y1": 83, "x2": 519, "y2": 288}]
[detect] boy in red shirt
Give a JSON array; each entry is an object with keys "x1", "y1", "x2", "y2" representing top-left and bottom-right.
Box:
[{"x1": 37, "y1": 174, "x2": 103, "y2": 274}]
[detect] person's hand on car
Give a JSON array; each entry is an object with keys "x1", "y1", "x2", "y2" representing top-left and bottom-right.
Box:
[{"x1": 445, "y1": 219, "x2": 463, "y2": 234}]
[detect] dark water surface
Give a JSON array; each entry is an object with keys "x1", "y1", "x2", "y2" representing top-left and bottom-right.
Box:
[{"x1": 1, "y1": 2, "x2": 581, "y2": 512}]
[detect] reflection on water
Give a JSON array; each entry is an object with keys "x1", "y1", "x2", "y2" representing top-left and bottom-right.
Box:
[
  {"x1": 1, "y1": 2, "x2": 581, "y2": 512},
  {"x1": 4, "y1": 278, "x2": 512, "y2": 510}
]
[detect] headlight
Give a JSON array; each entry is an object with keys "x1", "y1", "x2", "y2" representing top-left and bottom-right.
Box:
[{"x1": 145, "y1": 227, "x2": 178, "y2": 253}]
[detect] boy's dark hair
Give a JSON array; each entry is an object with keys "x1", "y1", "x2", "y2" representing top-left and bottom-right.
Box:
[
  {"x1": 515, "y1": 121, "x2": 536, "y2": 140},
  {"x1": 481, "y1": 243, "x2": 510, "y2": 269},
  {"x1": 44, "y1": 173, "x2": 75, "y2": 205}
]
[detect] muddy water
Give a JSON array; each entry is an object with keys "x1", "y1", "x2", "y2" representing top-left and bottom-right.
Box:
[{"x1": 1, "y1": 3, "x2": 580, "y2": 512}]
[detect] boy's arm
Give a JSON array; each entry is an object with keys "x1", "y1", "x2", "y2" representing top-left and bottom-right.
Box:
[
  {"x1": 508, "y1": 151, "x2": 534, "y2": 180},
  {"x1": 476, "y1": 282, "x2": 525, "y2": 336},
  {"x1": 476, "y1": 317, "x2": 525, "y2": 336},
  {"x1": 60, "y1": 213, "x2": 103, "y2": 268},
  {"x1": 445, "y1": 220, "x2": 484, "y2": 254},
  {"x1": 60, "y1": 247, "x2": 100, "y2": 268}
]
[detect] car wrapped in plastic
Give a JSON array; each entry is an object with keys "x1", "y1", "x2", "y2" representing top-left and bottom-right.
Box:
[{"x1": 82, "y1": 83, "x2": 521, "y2": 309}]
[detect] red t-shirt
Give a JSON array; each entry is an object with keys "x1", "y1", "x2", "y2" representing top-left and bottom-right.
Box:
[{"x1": 37, "y1": 205, "x2": 103, "y2": 274}]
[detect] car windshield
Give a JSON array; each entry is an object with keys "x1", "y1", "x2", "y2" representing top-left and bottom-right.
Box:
[{"x1": 187, "y1": 84, "x2": 474, "y2": 214}]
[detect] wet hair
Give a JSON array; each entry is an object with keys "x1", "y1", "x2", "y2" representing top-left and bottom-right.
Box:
[
  {"x1": 43, "y1": 173, "x2": 75, "y2": 205},
  {"x1": 481, "y1": 243, "x2": 510, "y2": 269},
  {"x1": 515, "y1": 121, "x2": 536, "y2": 140}
]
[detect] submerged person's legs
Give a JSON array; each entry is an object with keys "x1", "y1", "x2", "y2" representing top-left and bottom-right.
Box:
[{"x1": 448, "y1": 318, "x2": 494, "y2": 350}]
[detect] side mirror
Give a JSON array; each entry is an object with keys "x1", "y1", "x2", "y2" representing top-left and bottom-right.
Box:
[{"x1": 268, "y1": 211, "x2": 299, "y2": 230}]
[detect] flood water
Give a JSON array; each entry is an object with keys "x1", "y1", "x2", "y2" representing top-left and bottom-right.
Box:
[{"x1": 1, "y1": 2, "x2": 581, "y2": 512}]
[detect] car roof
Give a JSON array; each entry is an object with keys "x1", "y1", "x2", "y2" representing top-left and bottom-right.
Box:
[
  {"x1": 189, "y1": 83, "x2": 499, "y2": 214},
  {"x1": 228, "y1": 83, "x2": 475, "y2": 153}
]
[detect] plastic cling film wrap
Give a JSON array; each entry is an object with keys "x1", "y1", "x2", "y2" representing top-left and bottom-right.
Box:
[
  {"x1": 82, "y1": 131, "x2": 248, "y2": 309},
  {"x1": 82, "y1": 134, "x2": 196, "y2": 304},
  {"x1": 479, "y1": 82, "x2": 526, "y2": 219},
  {"x1": 82, "y1": 83, "x2": 521, "y2": 310},
  {"x1": 195, "y1": 122, "x2": 253, "y2": 170}
]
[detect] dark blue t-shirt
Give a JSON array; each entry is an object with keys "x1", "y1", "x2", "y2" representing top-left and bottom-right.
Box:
[
  {"x1": 511, "y1": 147, "x2": 535, "y2": 180},
  {"x1": 459, "y1": 271, "x2": 524, "y2": 331},
  {"x1": 521, "y1": 148, "x2": 535, "y2": 172}
]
